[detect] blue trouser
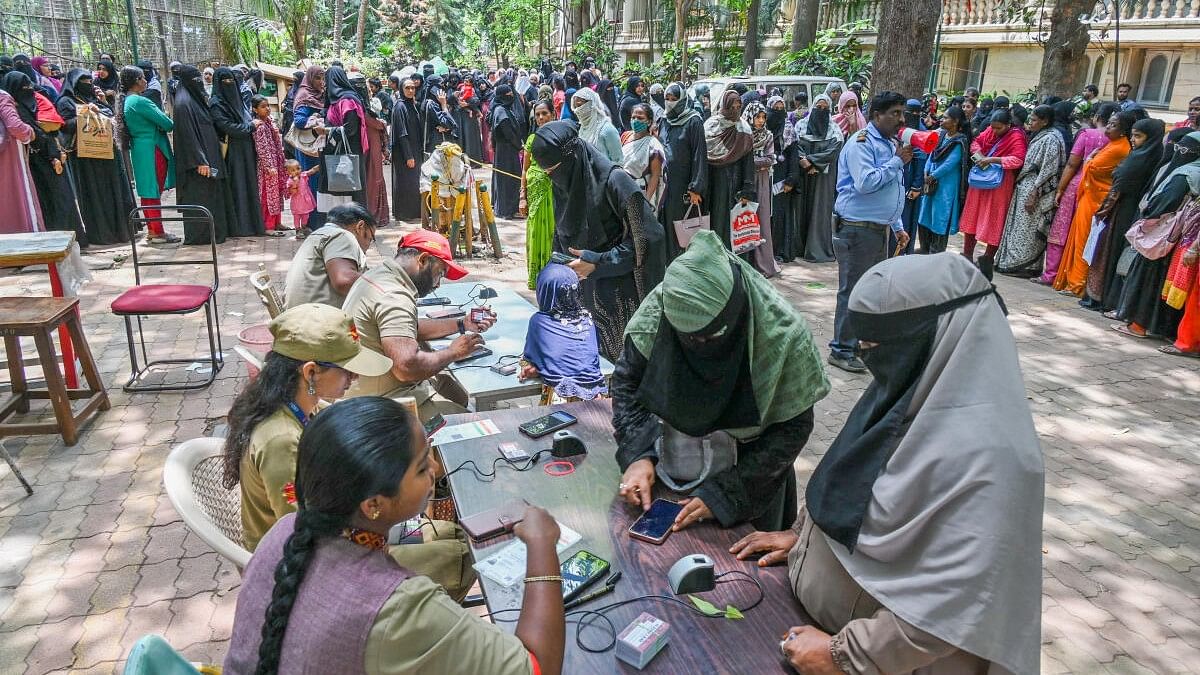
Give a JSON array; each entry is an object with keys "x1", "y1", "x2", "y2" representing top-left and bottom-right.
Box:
[{"x1": 829, "y1": 218, "x2": 890, "y2": 359}]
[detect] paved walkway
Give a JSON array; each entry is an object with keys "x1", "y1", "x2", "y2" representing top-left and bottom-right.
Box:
[{"x1": 0, "y1": 217, "x2": 1197, "y2": 674}]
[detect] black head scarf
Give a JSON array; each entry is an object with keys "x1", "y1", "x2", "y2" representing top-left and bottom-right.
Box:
[
  {"x1": 1112, "y1": 117, "x2": 1166, "y2": 194},
  {"x1": 1051, "y1": 100, "x2": 1075, "y2": 152},
  {"x1": 623, "y1": 76, "x2": 642, "y2": 102},
  {"x1": 805, "y1": 101, "x2": 831, "y2": 139},
  {"x1": 13, "y1": 54, "x2": 36, "y2": 82},
  {"x1": 210, "y1": 67, "x2": 250, "y2": 126},
  {"x1": 0, "y1": 71, "x2": 37, "y2": 121},
  {"x1": 171, "y1": 65, "x2": 224, "y2": 175},
  {"x1": 60, "y1": 68, "x2": 100, "y2": 105},
  {"x1": 598, "y1": 78, "x2": 621, "y2": 122},
  {"x1": 135, "y1": 59, "x2": 157, "y2": 84},
  {"x1": 94, "y1": 60, "x2": 119, "y2": 92},
  {"x1": 0, "y1": 56, "x2": 13, "y2": 74},
  {"x1": 324, "y1": 66, "x2": 364, "y2": 107},
  {"x1": 531, "y1": 120, "x2": 618, "y2": 252},
  {"x1": 993, "y1": 95, "x2": 1010, "y2": 109}
]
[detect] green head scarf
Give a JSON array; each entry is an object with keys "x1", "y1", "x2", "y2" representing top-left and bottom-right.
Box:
[{"x1": 625, "y1": 230, "x2": 830, "y2": 438}]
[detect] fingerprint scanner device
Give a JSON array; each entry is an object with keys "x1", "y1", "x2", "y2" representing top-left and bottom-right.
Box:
[
  {"x1": 551, "y1": 429, "x2": 587, "y2": 457},
  {"x1": 615, "y1": 612, "x2": 671, "y2": 670},
  {"x1": 668, "y1": 554, "x2": 715, "y2": 594},
  {"x1": 386, "y1": 517, "x2": 425, "y2": 545}
]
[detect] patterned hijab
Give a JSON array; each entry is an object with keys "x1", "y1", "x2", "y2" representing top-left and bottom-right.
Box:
[
  {"x1": 702, "y1": 89, "x2": 752, "y2": 167},
  {"x1": 833, "y1": 90, "x2": 866, "y2": 135},
  {"x1": 742, "y1": 101, "x2": 773, "y2": 154}
]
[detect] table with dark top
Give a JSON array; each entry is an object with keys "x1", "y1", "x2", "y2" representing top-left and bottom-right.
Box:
[{"x1": 440, "y1": 399, "x2": 809, "y2": 674}]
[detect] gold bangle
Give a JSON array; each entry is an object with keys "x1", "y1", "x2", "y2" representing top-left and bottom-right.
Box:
[{"x1": 523, "y1": 575, "x2": 563, "y2": 584}]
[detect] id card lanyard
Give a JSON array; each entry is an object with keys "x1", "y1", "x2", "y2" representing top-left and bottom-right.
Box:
[{"x1": 284, "y1": 400, "x2": 309, "y2": 427}]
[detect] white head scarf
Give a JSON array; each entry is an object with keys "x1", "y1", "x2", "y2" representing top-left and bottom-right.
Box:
[
  {"x1": 829, "y1": 253, "x2": 1044, "y2": 675},
  {"x1": 571, "y1": 86, "x2": 611, "y2": 146}
]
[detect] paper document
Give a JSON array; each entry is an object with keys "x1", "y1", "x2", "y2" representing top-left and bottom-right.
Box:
[{"x1": 473, "y1": 521, "x2": 582, "y2": 587}]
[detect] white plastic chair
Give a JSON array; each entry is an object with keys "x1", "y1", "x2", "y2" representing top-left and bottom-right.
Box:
[{"x1": 162, "y1": 437, "x2": 252, "y2": 569}]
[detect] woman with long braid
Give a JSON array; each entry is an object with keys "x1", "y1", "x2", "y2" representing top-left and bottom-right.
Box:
[{"x1": 223, "y1": 396, "x2": 565, "y2": 675}]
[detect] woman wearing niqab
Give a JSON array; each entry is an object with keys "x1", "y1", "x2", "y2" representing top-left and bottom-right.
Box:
[
  {"x1": 733, "y1": 253, "x2": 1043, "y2": 675},
  {"x1": 787, "y1": 94, "x2": 844, "y2": 262},
  {"x1": 489, "y1": 84, "x2": 524, "y2": 218},
  {"x1": 314, "y1": 66, "x2": 368, "y2": 219},
  {"x1": 658, "y1": 82, "x2": 709, "y2": 261},
  {"x1": 531, "y1": 121, "x2": 665, "y2": 360},
  {"x1": 0, "y1": 71, "x2": 86, "y2": 246},
  {"x1": 171, "y1": 65, "x2": 235, "y2": 244},
  {"x1": 613, "y1": 230, "x2": 828, "y2": 531},
  {"x1": 56, "y1": 68, "x2": 135, "y2": 245},
  {"x1": 209, "y1": 66, "x2": 264, "y2": 237}
]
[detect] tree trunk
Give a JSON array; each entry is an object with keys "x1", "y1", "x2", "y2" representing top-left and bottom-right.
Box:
[
  {"x1": 791, "y1": 0, "x2": 819, "y2": 51},
  {"x1": 674, "y1": 0, "x2": 690, "y2": 44},
  {"x1": 355, "y1": 0, "x2": 369, "y2": 54},
  {"x1": 872, "y1": 0, "x2": 940, "y2": 98},
  {"x1": 332, "y1": 0, "x2": 344, "y2": 56},
  {"x1": 1036, "y1": 0, "x2": 1094, "y2": 99},
  {"x1": 744, "y1": 0, "x2": 762, "y2": 68}
]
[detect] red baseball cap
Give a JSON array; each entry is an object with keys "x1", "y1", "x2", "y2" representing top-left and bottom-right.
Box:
[{"x1": 399, "y1": 230, "x2": 469, "y2": 281}]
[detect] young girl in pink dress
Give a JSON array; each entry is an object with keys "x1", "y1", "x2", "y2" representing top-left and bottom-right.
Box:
[{"x1": 285, "y1": 158, "x2": 317, "y2": 234}]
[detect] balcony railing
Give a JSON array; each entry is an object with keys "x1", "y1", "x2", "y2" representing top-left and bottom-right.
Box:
[
  {"x1": 817, "y1": 0, "x2": 1200, "y2": 33},
  {"x1": 617, "y1": 13, "x2": 786, "y2": 46}
]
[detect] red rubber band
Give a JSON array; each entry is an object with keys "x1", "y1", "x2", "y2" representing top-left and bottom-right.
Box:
[{"x1": 543, "y1": 461, "x2": 575, "y2": 477}]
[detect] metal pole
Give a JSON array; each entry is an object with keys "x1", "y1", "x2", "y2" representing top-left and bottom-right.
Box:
[
  {"x1": 125, "y1": 0, "x2": 140, "y2": 63},
  {"x1": 1113, "y1": 0, "x2": 1120, "y2": 97}
]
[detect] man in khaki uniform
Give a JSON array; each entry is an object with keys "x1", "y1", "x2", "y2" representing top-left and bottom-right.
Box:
[
  {"x1": 284, "y1": 203, "x2": 376, "y2": 309},
  {"x1": 342, "y1": 230, "x2": 497, "y2": 420}
]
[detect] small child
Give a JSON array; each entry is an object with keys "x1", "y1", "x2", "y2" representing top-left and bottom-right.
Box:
[{"x1": 286, "y1": 159, "x2": 317, "y2": 237}]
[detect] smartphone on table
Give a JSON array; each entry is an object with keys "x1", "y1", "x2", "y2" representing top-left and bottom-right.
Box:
[
  {"x1": 559, "y1": 550, "x2": 610, "y2": 602},
  {"x1": 518, "y1": 410, "x2": 578, "y2": 439},
  {"x1": 628, "y1": 499, "x2": 684, "y2": 545}
]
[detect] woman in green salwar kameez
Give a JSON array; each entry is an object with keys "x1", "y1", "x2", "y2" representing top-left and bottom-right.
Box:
[{"x1": 523, "y1": 100, "x2": 556, "y2": 288}]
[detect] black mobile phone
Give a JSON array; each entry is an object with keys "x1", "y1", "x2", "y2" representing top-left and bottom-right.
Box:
[
  {"x1": 427, "y1": 308, "x2": 466, "y2": 320},
  {"x1": 628, "y1": 499, "x2": 684, "y2": 545},
  {"x1": 518, "y1": 410, "x2": 578, "y2": 438},
  {"x1": 423, "y1": 413, "x2": 447, "y2": 437},
  {"x1": 454, "y1": 346, "x2": 493, "y2": 363},
  {"x1": 560, "y1": 550, "x2": 610, "y2": 602},
  {"x1": 418, "y1": 296, "x2": 451, "y2": 307},
  {"x1": 549, "y1": 251, "x2": 578, "y2": 265}
]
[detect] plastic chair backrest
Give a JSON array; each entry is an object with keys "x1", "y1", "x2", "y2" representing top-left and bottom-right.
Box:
[
  {"x1": 124, "y1": 205, "x2": 220, "y2": 294},
  {"x1": 162, "y1": 437, "x2": 252, "y2": 569}
]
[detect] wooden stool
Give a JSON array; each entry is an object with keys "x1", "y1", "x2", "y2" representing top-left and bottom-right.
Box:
[{"x1": 0, "y1": 297, "x2": 110, "y2": 446}]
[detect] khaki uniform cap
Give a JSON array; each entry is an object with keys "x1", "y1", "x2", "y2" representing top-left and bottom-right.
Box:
[{"x1": 269, "y1": 303, "x2": 392, "y2": 377}]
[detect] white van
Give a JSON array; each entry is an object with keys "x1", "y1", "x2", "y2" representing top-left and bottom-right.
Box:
[{"x1": 689, "y1": 75, "x2": 849, "y2": 108}]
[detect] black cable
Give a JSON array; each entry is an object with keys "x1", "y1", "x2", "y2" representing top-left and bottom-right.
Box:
[
  {"x1": 485, "y1": 570, "x2": 766, "y2": 654},
  {"x1": 443, "y1": 449, "x2": 552, "y2": 480},
  {"x1": 448, "y1": 354, "x2": 521, "y2": 370}
]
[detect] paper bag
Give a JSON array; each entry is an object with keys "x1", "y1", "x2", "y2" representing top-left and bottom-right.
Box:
[{"x1": 76, "y1": 108, "x2": 114, "y2": 160}]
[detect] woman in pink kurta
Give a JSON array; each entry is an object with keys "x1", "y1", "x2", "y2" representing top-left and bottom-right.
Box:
[
  {"x1": 0, "y1": 89, "x2": 44, "y2": 234},
  {"x1": 960, "y1": 110, "x2": 1027, "y2": 270},
  {"x1": 251, "y1": 96, "x2": 288, "y2": 233}
]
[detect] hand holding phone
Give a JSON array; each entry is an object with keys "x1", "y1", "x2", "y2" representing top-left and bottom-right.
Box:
[{"x1": 628, "y1": 499, "x2": 684, "y2": 545}]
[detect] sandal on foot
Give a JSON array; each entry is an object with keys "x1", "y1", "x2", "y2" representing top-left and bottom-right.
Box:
[
  {"x1": 1111, "y1": 323, "x2": 1150, "y2": 339},
  {"x1": 1102, "y1": 310, "x2": 1120, "y2": 320},
  {"x1": 1158, "y1": 344, "x2": 1200, "y2": 358}
]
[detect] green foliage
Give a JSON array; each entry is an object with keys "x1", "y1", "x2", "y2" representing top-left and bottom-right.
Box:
[
  {"x1": 641, "y1": 46, "x2": 702, "y2": 83},
  {"x1": 571, "y1": 22, "x2": 618, "y2": 75},
  {"x1": 769, "y1": 23, "x2": 872, "y2": 84}
]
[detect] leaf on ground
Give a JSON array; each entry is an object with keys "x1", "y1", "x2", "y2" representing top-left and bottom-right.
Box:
[{"x1": 805, "y1": 282, "x2": 826, "y2": 289}]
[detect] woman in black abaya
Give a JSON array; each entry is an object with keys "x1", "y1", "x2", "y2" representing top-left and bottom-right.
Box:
[
  {"x1": 390, "y1": 77, "x2": 423, "y2": 221},
  {"x1": 209, "y1": 67, "x2": 264, "y2": 237},
  {"x1": 531, "y1": 121, "x2": 665, "y2": 360},
  {"x1": 55, "y1": 68, "x2": 136, "y2": 245},
  {"x1": 0, "y1": 72, "x2": 87, "y2": 247},
  {"x1": 658, "y1": 82, "x2": 709, "y2": 261},
  {"x1": 171, "y1": 65, "x2": 235, "y2": 244},
  {"x1": 489, "y1": 84, "x2": 524, "y2": 218},
  {"x1": 315, "y1": 66, "x2": 368, "y2": 216}
]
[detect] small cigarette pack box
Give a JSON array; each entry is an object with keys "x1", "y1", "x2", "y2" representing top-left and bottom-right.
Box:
[{"x1": 614, "y1": 612, "x2": 670, "y2": 670}]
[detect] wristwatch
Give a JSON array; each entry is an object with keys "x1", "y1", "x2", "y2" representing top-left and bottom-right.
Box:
[{"x1": 457, "y1": 318, "x2": 466, "y2": 335}]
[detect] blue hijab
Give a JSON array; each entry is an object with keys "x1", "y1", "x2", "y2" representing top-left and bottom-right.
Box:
[
  {"x1": 561, "y1": 87, "x2": 577, "y2": 121},
  {"x1": 523, "y1": 264, "x2": 607, "y2": 399}
]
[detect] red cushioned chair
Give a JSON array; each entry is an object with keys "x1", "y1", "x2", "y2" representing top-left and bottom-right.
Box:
[{"x1": 110, "y1": 206, "x2": 224, "y2": 392}]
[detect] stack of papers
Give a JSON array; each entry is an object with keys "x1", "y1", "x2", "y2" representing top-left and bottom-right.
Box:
[{"x1": 472, "y1": 521, "x2": 582, "y2": 587}]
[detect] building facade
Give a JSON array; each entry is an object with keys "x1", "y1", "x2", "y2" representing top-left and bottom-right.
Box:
[{"x1": 612, "y1": 0, "x2": 1199, "y2": 116}]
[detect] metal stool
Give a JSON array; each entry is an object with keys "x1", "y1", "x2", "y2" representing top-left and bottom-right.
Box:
[{"x1": 0, "y1": 297, "x2": 110, "y2": 447}]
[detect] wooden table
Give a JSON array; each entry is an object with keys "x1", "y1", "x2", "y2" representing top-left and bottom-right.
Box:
[
  {"x1": 0, "y1": 232, "x2": 81, "y2": 388},
  {"x1": 441, "y1": 400, "x2": 809, "y2": 674},
  {"x1": 428, "y1": 282, "x2": 614, "y2": 411}
]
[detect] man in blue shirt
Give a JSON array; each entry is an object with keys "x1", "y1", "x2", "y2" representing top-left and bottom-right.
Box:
[{"x1": 828, "y1": 90, "x2": 912, "y2": 373}]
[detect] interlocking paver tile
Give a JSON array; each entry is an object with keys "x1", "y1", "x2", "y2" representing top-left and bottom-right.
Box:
[{"x1": 2, "y1": 203, "x2": 1199, "y2": 673}]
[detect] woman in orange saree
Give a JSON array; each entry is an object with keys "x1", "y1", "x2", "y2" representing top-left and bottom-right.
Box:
[{"x1": 1053, "y1": 111, "x2": 1133, "y2": 296}]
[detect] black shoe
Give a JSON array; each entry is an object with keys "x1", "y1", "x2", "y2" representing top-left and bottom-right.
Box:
[{"x1": 827, "y1": 353, "x2": 867, "y2": 373}]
